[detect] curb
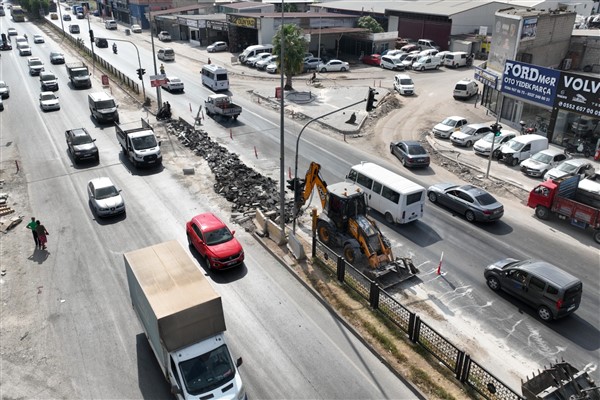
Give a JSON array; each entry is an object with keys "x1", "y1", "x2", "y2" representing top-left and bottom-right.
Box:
[{"x1": 252, "y1": 231, "x2": 428, "y2": 400}]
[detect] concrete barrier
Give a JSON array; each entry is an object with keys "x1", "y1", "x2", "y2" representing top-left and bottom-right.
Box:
[
  {"x1": 266, "y1": 219, "x2": 287, "y2": 245},
  {"x1": 287, "y1": 232, "x2": 306, "y2": 260},
  {"x1": 254, "y1": 209, "x2": 268, "y2": 236}
]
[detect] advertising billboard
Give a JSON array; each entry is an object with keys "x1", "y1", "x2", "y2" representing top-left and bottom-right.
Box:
[
  {"x1": 556, "y1": 72, "x2": 600, "y2": 118},
  {"x1": 487, "y1": 14, "x2": 521, "y2": 72},
  {"x1": 501, "y1": 60, "x2": 560, "y2": 107},
  {"x1": 521, "y1": 17, "x2": 537, "y2": 41}
]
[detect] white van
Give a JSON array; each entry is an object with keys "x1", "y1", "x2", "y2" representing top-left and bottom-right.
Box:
[
  {"x1": 88, "y1": 92, "x2": 119, "y2": 123},
  {"x1": 499, "y1": 134, "x2": 549, "y2": 166},
  {"x1": 417, "y1": 39, "x2": 440, "y2": 50},
  {"x1": 444, "y1": 51, "x2": 469, "y2": 68},
  {"x1": 201, "y1": 64, "x2": 229, "y2": 91},
  {"x1": 412, "y1": 56, "x2": 441, "y2": 71},
  {"x1": 346, "y1": 162, "x2": 426, "y2": 224},
  {"x1": 104, "y1": 20, "x2": 117, "y2": 30},
  {"x1": 394, "y1": 74, "x2": 414, "y2": 95},
  {"x1": 157, "y1": 48, "x2": 175, "y2": 61},
  {"x1": 380, "y1": 55, "x2": 406, "y2": 71},
  {"x1": 238, "y1": 44, "x2": 273, "y2": 63}
]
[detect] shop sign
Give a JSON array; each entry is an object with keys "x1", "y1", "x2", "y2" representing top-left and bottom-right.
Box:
[
  {"x1": 521, "y1": 17, "x2": 537, "y2": 41},
  {"x1": 474, "y1": 67, "x2": 499, "y2": 89},
  {"x1": 208, "y1": 21, "x2": 228, "y2": 31},
  {"x1": 556, "y1": 72, "x2": 600, "y2": 118},
  {"x1": 501, "y1": 60, "x2": 559, "y2": 107},
  {"x1": 228, "y1": 15, "x2": 256, "y2": 29}
]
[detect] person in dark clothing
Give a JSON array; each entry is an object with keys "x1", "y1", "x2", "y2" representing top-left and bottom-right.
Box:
[{"x1": 35, "y1": 221, "x2": 49, "y2": 250}]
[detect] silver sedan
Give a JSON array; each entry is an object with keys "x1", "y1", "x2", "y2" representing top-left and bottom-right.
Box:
[{"x1": 427, "y1": 183, "x2": 504, "y2": 222}]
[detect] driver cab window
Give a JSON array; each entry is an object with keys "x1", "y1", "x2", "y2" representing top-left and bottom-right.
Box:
[{"x1": 170, "y1": 356, "x2": 182, "y2": 387}]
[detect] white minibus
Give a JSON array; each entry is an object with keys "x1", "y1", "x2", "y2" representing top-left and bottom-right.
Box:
[
  {"x1": 238, "y1": 44, "x2": 273, "y2": 63},
  {"x1": 346, "y1": 162, "x2": 426, "y2": 224},
  {"x1": 201, "y1": 64, "x2": 229, "y2": 91}
]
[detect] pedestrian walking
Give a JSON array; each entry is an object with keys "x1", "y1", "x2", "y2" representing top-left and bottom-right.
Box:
[
  {"x1": 35, "y1": 220, "x2": 49, "y2": 250},
  {"x1": 207, "y1": 57, "x2": 211, "y2": 65},
  {"x1": 26, "y1": 217, "x2": 39, "y2": 248},
  {"x1": 160, "y1": 63, "x2": 165, "y2": 75}
]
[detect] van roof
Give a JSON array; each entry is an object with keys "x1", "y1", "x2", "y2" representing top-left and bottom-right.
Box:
[
  {"x1": 88, "y1": 92, "x2": 114, "y2": 101},
  {"x1": 517, "y1": 260, "x2": 581, "y2": 287},
  {"x1": 511, "y1": 134, "x2": 547, "y2": 143}
]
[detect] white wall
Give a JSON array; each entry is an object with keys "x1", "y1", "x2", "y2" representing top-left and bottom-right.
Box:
[{"x1": 451, "y1": 3, "x2": 515, "y2": 35}]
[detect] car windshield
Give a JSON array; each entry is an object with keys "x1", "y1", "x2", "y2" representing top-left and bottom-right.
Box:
[
  {"x1": 407, "y1": 145, "x2": 426, "y2": 155},
  {"x1": 531, "y1": 152, "x2": 552, "y2": 163},
  {"x1": 475, "y1": 192, "x2": 498, "y2": 206},
  {"x1": 179, "y1": 345, "x2": 236, "y2": 396},
  {"x1": 97, "y1": 100, "x2": 115, "y2": 109},
  {"x1": 41, "y1": 94, "x2": 55, "y2": 101},
  {"x1": 30, "y1": 60, "x2": 42, "y2": 66},
  {"x1": 95, "y1": 186, "x2": 118, "y2": 200},
  {"x1": 481, "y1": 133, "x2": 496, "y2": 143},
  {"x1": 441, "y1": 118, "x2": 457, "y2": 127},
  {"x1": 399, "y1": 78, "x2": 413, "y2": 85},
  {"x1": 506, "y1": 140, "x2": 524, "y2": 151},
  {"x1": 169, "y1": 78, "x2": 181, "y2": 83},
  {"x1": 204, "y1": 227, "x2": 233, "y2": 246},
  {"x1": 73, "y1": 135, "x2": 93, "y2": 145},
  {"x1": 51, "y1": 52, "x2": 63, "y2": 57},
  {"x1": 558, "y1": 162, "x2": 579, "y2": 173},
  {"x1": 0, "y1": 83, "x2": 6, "y2": 88},
  {"x1": 461, "y1": 126, "x2": 476, "y2": 135},
  {"x1": 131, "y1": 135, "x2": 157, "y2": 150},
  {"x1": 41, "y1": 74, "x2": 55, "y2": 81}
]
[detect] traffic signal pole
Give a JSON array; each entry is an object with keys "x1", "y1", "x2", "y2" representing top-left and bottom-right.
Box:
[
  {"x1": 100, "y1": 37, "x2": 146, "y2": 105},
  {"x1": 485, "y1": 96, "x2": 505, "y2": 179}
]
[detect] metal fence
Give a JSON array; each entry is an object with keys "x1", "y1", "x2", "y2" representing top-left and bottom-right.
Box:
[{"x1": 312, "y1": 237, "x2": 523, "y2": 400}]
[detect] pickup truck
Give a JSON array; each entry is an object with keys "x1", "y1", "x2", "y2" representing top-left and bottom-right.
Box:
[
  {"x1": 204, "y1": 94, "x2": 242, "y2": 120},
  {"x1": 115, "y1": 118, "x2": 162, "y2": 168},
  {"x1": 125, "y1": 240, "x2": 245, "y2": 400},
  {"x1": 527, "y1": 175, "x2": 600, "y2": 243},
  {"x1": 65, "y1": 61, "x2": 91, "y2": 88}
]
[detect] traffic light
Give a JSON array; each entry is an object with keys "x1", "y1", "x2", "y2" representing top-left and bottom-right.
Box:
[
  {"x1": 366, "y1": 87, "x2": 378, "y2": 112},
  {"x1": 490, "y1": 123, "x2": 502, "y2": 136},
  {"x1": 286, "y1": 178, "x2": 305, "y2": 203},
  {"x1": 136, "y1": 68, "x2": 146, "y2": 80},
  {"x1": 89, "y1": 29, "x2": 94, "y2": 42}
]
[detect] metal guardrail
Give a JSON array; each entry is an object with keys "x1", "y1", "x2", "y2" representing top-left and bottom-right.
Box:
[{"x1": 312, "y1": 237, "x2": 523, "y2": 400}]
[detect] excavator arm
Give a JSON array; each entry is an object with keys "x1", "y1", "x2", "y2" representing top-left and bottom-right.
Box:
[{"x1": 291, "y1": 162, "x2": 329, "y2": 217}]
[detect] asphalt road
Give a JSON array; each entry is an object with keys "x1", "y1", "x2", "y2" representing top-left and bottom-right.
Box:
[{"x1": 0, "y1": 16, "x2": 422, "y2": 399}]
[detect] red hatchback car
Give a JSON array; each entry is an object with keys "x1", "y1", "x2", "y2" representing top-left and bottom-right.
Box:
[
  {"x1": 186, "y1": 213, "x2": 245, "y2": 270},
  {"x1": 361, "y1": 54, "x2": 381, "y2": 66}
]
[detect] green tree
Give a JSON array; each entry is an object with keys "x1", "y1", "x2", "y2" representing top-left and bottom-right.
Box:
[
  {"x1": 357, "y1": 16, "x2": 384, "y2": 33},
  {"x1": 272, "y1": 24, "x2": 309, "y2": 90}
]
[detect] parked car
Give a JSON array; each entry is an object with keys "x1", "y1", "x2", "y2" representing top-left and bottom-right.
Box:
[
  {"x1": 62, "y1": 14, "x2": 71, "y2": 21},
  {"x1": 0, "y1": 98, "x2": 3, "y2": 111},
  {"x1": 39, "y1": 91, "x2": 60, "y2": 111},
  {"x1": 161, "y1": 76, "x2": 184, "y2": 92},
  {"x1": 543, "y1": 158, "x2": 596, "y2": 181},
  {"x1": 417, "y1": 39, "x2": 440, "y2": 50},
  {"x1": 400, "y1": 44, "x2": 419, "y2": 53},
  {"x1": 207, "y1": 41, "x2": 228, "y2": 52},
  {"x1": 436, "y1": 50, "x2": 451, "y2": 62},
  {"x1": 317, "y1": 59, "x2": 350, "y2": 72},
  {"x1": 427, "y1": 183, "x2": 504, "y2": 222},
  {"x1": 400, "y1": 54, "x2": 419, "y2": 69},
  {"x1": 303, "y1": 57, "x2": 322, "y2": 71},
  {"x1": 453, "y1": 79, "x2": 479, "y2": 99},
  {"x1": 65, "y1": 127, "x2": 99, "y2": 164},
  {"x1": 432, "y1": 116, "x2": 468, "y2": 138},
  {"x1": 412, "y1": 55, "x2": 442, "y2": 71},
  {"x1": 246, "y1": 52, "x2": 271, "y2": 67},
  {"x1": 361, "y1": 54, "x2": 381, "y2": 66},
  {"x1": 484, "y1": 258, "x2": 582, "y2": 321},
  {"x1": 186, "y1": 212, "x2": 245, "y2": 270},
  {"x1": 157, "y1": 31, "x2": 171, "y2": 41},
  {"x1": 473, "y1": 130, "x2": 518, "y2": 158},
  {"x1": 18, "y1": 44, "x2": 32, "y2": 56},
  {"x1": 50, "y1": 12, "x2": 58, "y2": 20},
  {"x1": 380, "y1": 55, "x2": 406, "y2": 71},
  {"x1": 0, "y1": 81, "x2": 10, "y2": 98},
  {"x1": 390, "y1": 140, "x2": 430, "y2": 168},
  {"x1": 417, "y1": 49, "x2": 438, "y2": 57},
  {"x1": 28, "y1": 57, "x2": 45, "y2": 75},
  {"x1": 7, "y1": 28, "x2": 17, "y2": 36},
  {"x1": 384, "y1": 49, "x2": 404, "y2": 57},
  {"x1": 256, "y1": 55, "x2": 278, "y2": 70},
  {"x1": 33, "y1": 34, "x2": 44, "y2": 43},
  {"x1": 520, "y1": 149, "x2": 568, "y2": 178},
  {"x1": 266, "y1": 62, "x2": 278, "y2": 74},
  {"x1": 570, "y1": 116, "x2": 598, "y2": 137},
  {"x1": 87, "y1": 177, "x2": 126, "y2": 217},
  {"x1": 49, "y1": 51, "x2": 65, "y2": 64},
  {"x1": 130, "y1": 24, "x2": 142, "y2": 33},
  {"x1": 450, "y1": 123, "x2": 492, "y2": 147},
  {"x1": 40, "y1": 71, "x2": 59, "y2": 91}
]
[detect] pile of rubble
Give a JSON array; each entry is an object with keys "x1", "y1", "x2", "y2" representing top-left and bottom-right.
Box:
[{"x1": 166, "y1": 119, "x2": 294, "y2": 222}]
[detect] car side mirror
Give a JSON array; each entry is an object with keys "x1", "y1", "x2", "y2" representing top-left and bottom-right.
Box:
[
  {"x1": 92, "y1": 138, "x2": 97, "y2": 142},
  {"x1": 158, "y1": 141, "x2": 162, "y2": 146},
  {"x1": 231, "y1": 230, "x2": 236, "y2": 236},
  {"x1": 170, "y1": 385, "x2": 182, "y2": 395},
  {"x1": 236, "y1": 357, "x2": 243, "y2": 367}
]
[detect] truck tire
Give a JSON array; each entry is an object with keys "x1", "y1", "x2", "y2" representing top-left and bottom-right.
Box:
[
  {"x1": 535, "y1": 206, "x2": 549, "y2": 220},
  {"x1": 594, "y1": 230, "x2": 600, "y2": 244},
  {"x1": 343, "y1": 240, "x2": 362, "y2": 265},
  {"x1": 233, "y1": 115, "x2": 238, "y2": 120},
  {"x1": 316, "y1": 219, "x2": 334, "y2": 246}
]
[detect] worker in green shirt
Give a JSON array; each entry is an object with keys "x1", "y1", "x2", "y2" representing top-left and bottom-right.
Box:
[{"x1": 26, "y1": 217, "x2": 39, "y2": 248}]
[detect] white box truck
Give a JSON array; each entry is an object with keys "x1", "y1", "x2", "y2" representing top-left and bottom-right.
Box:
[{"x1": 125, "y1": 240, "x2": 245, "y2": 400}]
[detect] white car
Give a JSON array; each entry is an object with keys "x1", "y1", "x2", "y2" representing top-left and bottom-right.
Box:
[
  {"x1": 87, "y1": 177, "x2": 126, "y2": 217},
  {"x1": 39, "y1": 91, "x2": 60, "y2": 111},
  {"x1": 544, "y1": 158, "x2": 596, "y2": 181},
  {"x1": 473, "y1": 131, "x2": 518, "y2": 157},
  {"x1": 520, "y1": 149, "x2": 568, "y2": 178},
  {"x1": 19, "y1": 44, "x2": 32, "y2": 56},
  {"x1": 432, "y1": 116, "x2": 468, "y2": 138},
  {"x1": 393, "y1": 74, "x2": 414, "y2": 96},
  {"x1": 246, "y1": 52, "x2": 271, "y2": 67},
  {"x1": 256, "y1": 55, "x2": 277, "y2": 70},
  {"x1": 157, "y1": 31, "x2": 171, "y2": 41},
  {"x1": 33, "y1": 34, "x2": 45, "y2": 43},
  {"x1": 130, "y1": 24, "x2": 142, "y2": 33},
  {"x1": 450, "y1": 123, "x2": 492, "y2": 147},
  {"x1": 161, "y1": 76, "x2": 184, "y2": 92},
  {"x1": 28, "y1": 57, "x2": 45, "y2": 75},
  {"x1": 317, "y1": 59, "x2": 350, "y2": 72},
  {"x1": 266, "y1": 62, "x2": 278, "y2": 74},
  {"x1": 207, "y1": 41, "x2": 228, "y2": 53},
  {"x1": 453, "y1": 79, "x2": 479, "y2": 99},
  {"x1": 0, "y1": 81, "x2": 10, "y2": 98},
  {"x1": 7, "y1": 28, "x2": 17, "y2": 36},
  {"x1": 400, "y1": 54, "x2": 419, "y2": 69}
]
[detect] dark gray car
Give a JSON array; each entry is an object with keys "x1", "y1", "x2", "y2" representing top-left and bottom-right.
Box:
[
  {"x1": 65, "y1": 128, "x2": 99, "y2": 164},
  {"x1": 484, "y1": 258, "x2": 582, "y2": 321},
  {"x1": 427, "y1": 183, "x2": 504, "y2": 222},
  {"x1": 390, "y1": 140, "x2": 430, "y2": 168}
]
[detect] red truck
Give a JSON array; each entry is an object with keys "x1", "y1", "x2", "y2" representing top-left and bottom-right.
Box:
[{"x1": 527, "y1": 175, "x2": 600, "y2": 244}]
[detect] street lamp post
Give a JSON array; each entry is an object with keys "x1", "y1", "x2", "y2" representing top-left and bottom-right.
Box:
[
  {"x1": 279, "y1": 0, "x2": 286, "y2": 233},
  {"x1": 56, "y1": 0, "x2": 65, "y2": 37},
  {"x1": 87, "y1": 13, "x2": 95, "y2": 71},
  {"x1": 102, "y1": 37, "x2": 146, "y2": 103},
  {"x1": 148, "y1": 5, "x2": 162, "y2": 108}
]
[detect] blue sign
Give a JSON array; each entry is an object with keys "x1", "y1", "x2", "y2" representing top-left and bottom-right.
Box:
[{"x1": 501, "y1": 60, "x2": 560, "y2": 107}]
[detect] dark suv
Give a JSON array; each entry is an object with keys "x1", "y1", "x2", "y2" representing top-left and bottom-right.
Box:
[
  {"x1": 40, "y1": 72, "x2": 59, "y2": 91},
  {"x1": 65, "y1": 128, "x2": 99, "y2": 164},
  {"x1": 94, "y1": 37, "x2": 108, "y2": 48},
  {"x1": 484, "y1": 258, "x2": 582, "y2": 321}
]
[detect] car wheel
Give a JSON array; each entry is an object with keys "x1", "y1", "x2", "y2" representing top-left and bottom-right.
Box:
[
  {"x1": 428, "y1": 192, "x2": 438, "y2": 203},
  {"x1": 187, "y1": 233, "x2": 193, "y2": 249},
  {"x1": 535, "y1": 206, "x2": 550, "y2": 220},
  {"x1": 340, "y1": 67, "x2": 347, "y2": 72},
  {"x1": 435, "y1": 64, "x2": 439, "y2": 69},
  {"x1": 486, "y1": 276, "x2": 500, "y2": 291},
  {"x1": 537, "y1": 306, "x2": 553, "y2": 321},
  {"x1": 465, "y1": 140, "x2": 472, "y2": 147},
  {"x1": 402, "y1": 157, "x2": 408, "y2": 167},
  {"x1": 594, "y1": 230, "x2": 600, "y2": 244},
  {"x1": 320, "y1": 68, "x2": 326, "y2": 73},
  {"x1": 510, "y1": 157, "x2": 519, "y2": 167},
  {"x1": 465, "y1": 210, "x2": 476, "y2": 222},
  {"x1": 492, "y1": 149, "x2": 501, "y2": 159},
  {"x1": 385, "y1": 212, "x2": 394, "y2": 224}
]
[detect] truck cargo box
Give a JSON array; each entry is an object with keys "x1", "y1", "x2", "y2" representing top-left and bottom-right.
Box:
[{"x1": 125, "y1": 241, "x2": 226, "y2": 353}]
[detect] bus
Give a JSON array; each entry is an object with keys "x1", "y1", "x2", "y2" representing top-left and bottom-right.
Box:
[
  {"x1": 11, "y1": 5, "x2": 25, "y2": 22},
  {"x1": 346, "y1": 162, "x2": 426, "y2": 224},
  {"x1": 201, "y1": 64, "x2": 229, "y2": 92}
]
